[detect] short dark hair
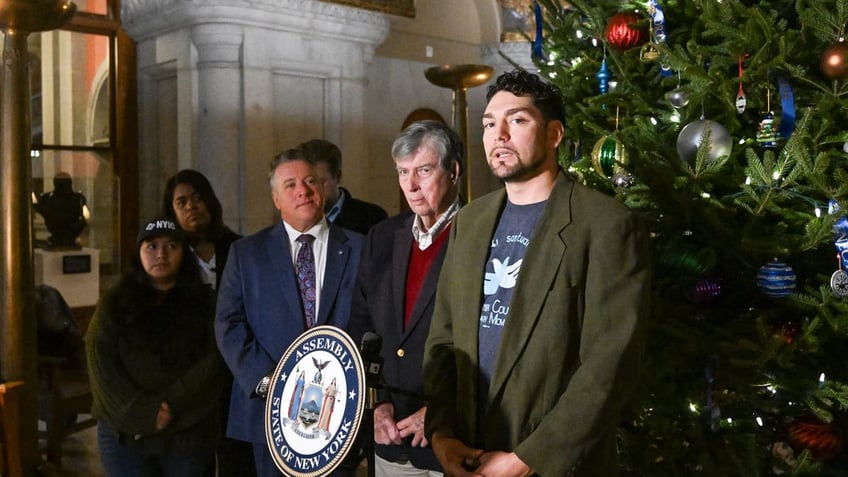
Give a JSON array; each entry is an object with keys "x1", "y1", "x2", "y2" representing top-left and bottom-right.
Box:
[
  {"x1": 391, "y1": 120, "x2": 465, "y2": 177},
  {"x1": 486, "y1": 69, "x2": 565, "y2": 124},
  {"x1": 162, "y1": 169, "x2": 228, "y2": 239},
  {"x1": 299, "y1": 139, "x2": 342, "y2": 178},
  {"x1": 269, "y1": 148, "x2": 310, "y2": 185}
]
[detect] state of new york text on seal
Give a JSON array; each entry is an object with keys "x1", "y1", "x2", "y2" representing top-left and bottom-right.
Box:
[{"x1": 265, "y1": 325, "x2": 365, "y2": 476}]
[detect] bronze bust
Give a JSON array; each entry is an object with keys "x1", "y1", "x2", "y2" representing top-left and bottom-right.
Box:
[{"x1": 33, "y1": 172, "x2": 89, "y2": 249}]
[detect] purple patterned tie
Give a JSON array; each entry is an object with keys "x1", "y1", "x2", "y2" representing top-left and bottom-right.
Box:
[{"x1": 295, "y1": 234, "x2": 316, "y2": 328}]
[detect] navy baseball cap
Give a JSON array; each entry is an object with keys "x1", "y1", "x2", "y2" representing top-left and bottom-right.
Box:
[{"x1": 137, "y1": 217, "x2": 184, "y2": 245}]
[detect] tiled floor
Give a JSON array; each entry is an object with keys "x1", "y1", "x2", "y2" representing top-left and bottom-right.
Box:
[
  {"x1": 44, "y1": 419, "x2": 369, "y2": 477},
  {"x1": 39, "y1": 418, "x2": 104, "y2": 477}
]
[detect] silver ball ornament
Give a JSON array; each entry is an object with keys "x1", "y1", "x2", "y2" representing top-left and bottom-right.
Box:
[
  {"x1": 676, "y1": 119, "x2": 733, "y2": 164},
  {"x1": 668, "y1": 89, "x2": 689, "y2": 108},
  {"x1": 612, "y1": 171, "x2": 635, "y2": 188}
]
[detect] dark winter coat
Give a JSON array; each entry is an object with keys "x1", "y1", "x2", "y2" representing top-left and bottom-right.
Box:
[{"x1": 86, "y1": 277, "x2": 226, "y2": 456}]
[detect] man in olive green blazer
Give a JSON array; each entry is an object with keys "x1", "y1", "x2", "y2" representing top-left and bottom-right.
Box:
[{"x1": 423, "y1": 70, "x2": 650, "y2": 477}]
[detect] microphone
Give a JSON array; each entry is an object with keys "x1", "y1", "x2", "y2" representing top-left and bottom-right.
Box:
[
  {"x1": 360, "y1": 332, "x2": 383, "y2": 386},
  {"x1": 359, "y1": 332, "x2": 383, "y2": 409}
]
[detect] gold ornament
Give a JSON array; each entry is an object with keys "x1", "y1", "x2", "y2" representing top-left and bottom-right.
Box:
[{"x1": 640, "y1": 42, "x2": 659, "y2": 62}]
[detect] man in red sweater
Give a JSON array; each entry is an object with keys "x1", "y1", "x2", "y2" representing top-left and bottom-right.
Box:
[{"x1": 348, "y1": 120, "x2": 463, "y2": 476}]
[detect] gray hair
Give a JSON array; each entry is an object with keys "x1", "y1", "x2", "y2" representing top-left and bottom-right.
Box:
[{"x1": 391, "y1": 120, "x2": 464, "y2": 177}]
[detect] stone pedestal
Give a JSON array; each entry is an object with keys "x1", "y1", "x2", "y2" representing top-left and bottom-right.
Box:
[{"x1": 34, "y1": 248, "x2": 100, "y2": 308}]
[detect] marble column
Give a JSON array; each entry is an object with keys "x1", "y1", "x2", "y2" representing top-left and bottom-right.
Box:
[{"x1": 192, "y1": 23, "x2": 243, "y2": 224}]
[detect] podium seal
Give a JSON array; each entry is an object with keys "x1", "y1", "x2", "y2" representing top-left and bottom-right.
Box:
[{"x1": 265, "y1": 325, "x2": 365, "y2": 476}]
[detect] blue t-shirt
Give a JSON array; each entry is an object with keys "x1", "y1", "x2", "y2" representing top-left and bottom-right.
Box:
[{"x1": 478, "y1": 199, "x2": 546, "y2": 405}]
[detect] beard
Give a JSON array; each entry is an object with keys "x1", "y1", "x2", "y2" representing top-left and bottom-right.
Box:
[{"x1": 488, "y1": 151, "x2": 547, "y2": 183}]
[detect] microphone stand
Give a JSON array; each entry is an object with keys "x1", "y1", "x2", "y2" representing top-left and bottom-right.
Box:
[
  {"x1": 364, "y1": 384, "x2": 377, "y2": 477},
  {"x1": 360, "y1": 334, "x2": 384, "y2": 477}
]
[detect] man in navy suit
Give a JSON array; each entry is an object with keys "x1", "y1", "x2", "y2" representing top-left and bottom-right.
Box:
[
  {"x1": 348, "y1": 120, "x2": 463, "y2": 477},
  {"x1": 215, "y1": 148, "x2": 363, "y2": 476}
]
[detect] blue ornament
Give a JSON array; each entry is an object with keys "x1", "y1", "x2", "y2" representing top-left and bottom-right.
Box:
[
  {"x1": 531, "y1": 1, "x2": 546, "y2": 61},
  {"x1": 597, "y1": 58, "x2": 610, "y2": 94},
  {"x1": 756, "y1": 259, "x2": 796, "y2": 298}
]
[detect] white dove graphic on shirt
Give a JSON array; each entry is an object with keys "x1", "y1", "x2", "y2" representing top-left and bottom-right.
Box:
[{"x1": 483, "y1": 257, "x2": 522, "y2": 295}]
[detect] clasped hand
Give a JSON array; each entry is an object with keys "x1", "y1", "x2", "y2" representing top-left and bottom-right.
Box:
[
  {"x1": 373, "y1": 402, "x2": 429, "y2": 447},
  {"x1": 431, "y1": 432, "x2": 532, "y2": 477}
]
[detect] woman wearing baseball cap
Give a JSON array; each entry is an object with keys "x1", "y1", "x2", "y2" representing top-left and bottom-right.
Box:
[{"x1": 85, "y1": 217, "x2": 227, "y2": 476}]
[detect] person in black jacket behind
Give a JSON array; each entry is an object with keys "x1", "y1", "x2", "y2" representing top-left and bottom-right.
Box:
[{"x1": 299, "y1": 139, "x2": 388, "y2": 235}]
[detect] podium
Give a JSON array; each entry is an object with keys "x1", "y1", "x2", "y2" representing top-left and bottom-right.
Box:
[{"x1": 34, "y1": 248, "x2": 100, "y2": 308}]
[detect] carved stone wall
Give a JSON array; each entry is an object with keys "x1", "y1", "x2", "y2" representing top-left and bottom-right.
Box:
[{"x1": 123, "y1": 0, "x2": 388, "y2": 233}]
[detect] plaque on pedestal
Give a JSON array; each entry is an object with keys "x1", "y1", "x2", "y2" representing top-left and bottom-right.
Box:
[{"x1": 34, "y1": 248, "x2": 100, "y2": 308}]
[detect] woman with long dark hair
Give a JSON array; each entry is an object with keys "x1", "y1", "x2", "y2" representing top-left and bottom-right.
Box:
[
  {"x1": 86, "y1": 217, "x2": 226, "y2": 476},
  {"x1": 162, "y1": 170, "x2": 255, "y2": 476},
  {"x1": 162, "y1": 169, "x2": 241, "y2": 290}
]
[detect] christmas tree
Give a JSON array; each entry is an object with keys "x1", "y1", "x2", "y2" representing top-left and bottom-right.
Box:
[{"x1": 532, "y1": 0, "x2": 848, "y2": 474}]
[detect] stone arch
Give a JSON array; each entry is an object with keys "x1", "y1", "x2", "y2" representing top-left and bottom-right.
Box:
[{"x1": 473, "y1": 0, "x2": 503, "y2": 45}]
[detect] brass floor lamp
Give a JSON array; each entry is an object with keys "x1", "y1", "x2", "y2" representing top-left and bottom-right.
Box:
[
  {"x1": 425, "y1": 64, "x2": 494, "y2": 201},
  {"x1": 0, "y1": 0, "x2": 76, "y2": 468}
]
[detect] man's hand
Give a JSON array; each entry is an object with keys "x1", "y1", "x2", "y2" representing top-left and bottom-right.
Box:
[
  {"x1": 155, "y1": 402, "x2": 172, "y2": 431},
  {"x1": 373, "y1": 402, "x2": 402, "y2": 445},
  {"x1": 476, "y1": 451, "x2": 532, "y2": 477},
  {"x1": 396, "y1": 406, "x2": 429, "y2": 447},
  {"x1": 431, "y1": 431, "x2": 485, "y2": 477}
]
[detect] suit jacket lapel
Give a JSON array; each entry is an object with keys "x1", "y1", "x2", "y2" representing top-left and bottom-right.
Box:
[
  {"x1": 391, "y1": 218, "x2": 413, "y2": 337},
  {"x1": 267, "y1": 223, "x2": 303, "y2": 323},
  {"x1": 317, "y1": 225, "x2": 352, "y2": 325},
  {"x1": 488, "y1": 173, "x2": 575, "y2": 401}
]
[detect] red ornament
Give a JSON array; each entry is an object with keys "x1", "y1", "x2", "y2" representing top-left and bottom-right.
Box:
[
  {"x1": 821, "y1": 42, "x2": 848, "y2": 80},
  {"x1": 605, "y1": 12, "x2": 647, "y2": 51},
  {"x1": 787, "y1": 417, "x2": 843, "y2": 461},
  {"x1": 768, "y1": 316, "x2": 801, "y2": 344}
]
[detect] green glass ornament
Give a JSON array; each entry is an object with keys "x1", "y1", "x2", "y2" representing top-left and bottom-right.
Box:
[{"x1": 591, "y1": 136, "x2": 628, "y2": 178}]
